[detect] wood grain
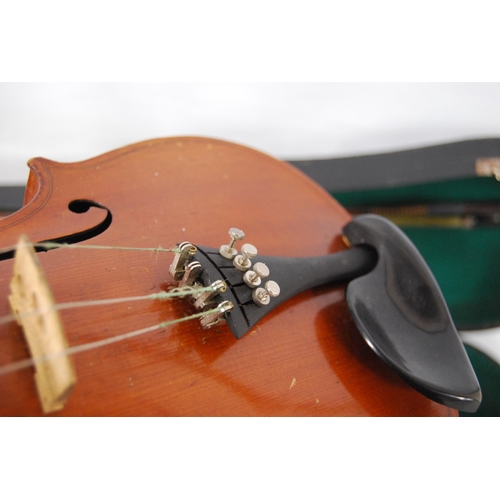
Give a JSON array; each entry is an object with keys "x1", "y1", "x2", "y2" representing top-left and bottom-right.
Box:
[{"x1": 0, "y1": 137, "x2": 455, "y2": 416}]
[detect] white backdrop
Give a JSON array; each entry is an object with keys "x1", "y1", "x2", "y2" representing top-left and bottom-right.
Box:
[
  {"x1": 1, "y1": 82, "x2": 500, "y2": 184},
  {"x1": 2, "y1": 7, "x2": 500, "y2": 488},
  {"x1": 1, "y1": 0, "x2": 499, "y2": 486}
]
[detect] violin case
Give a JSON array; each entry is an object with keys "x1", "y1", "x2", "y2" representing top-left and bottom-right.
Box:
[{"x1": 290, "y1": 138, "x2": 500, "y2": 416}]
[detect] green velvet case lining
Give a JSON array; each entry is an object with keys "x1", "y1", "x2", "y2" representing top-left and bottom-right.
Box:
[
  {"x1": 332, "y1": 177, "x2": 500, "y2": 330},
  {"x1": 332, "y1": 177, "x2": 500, "y2": 416}
]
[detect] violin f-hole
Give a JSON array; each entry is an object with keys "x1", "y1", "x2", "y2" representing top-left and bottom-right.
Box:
[
  {"x1": 50, "y1": 199, "x2": 113, "y2": 245},
  {"x1": 0, "y1": 199, "x2": 112, "y2": 261}
]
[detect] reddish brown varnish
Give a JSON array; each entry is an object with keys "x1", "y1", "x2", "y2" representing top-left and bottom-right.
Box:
[{"x1": 0, "y1": 137, "x2": 455, "y2": 416}]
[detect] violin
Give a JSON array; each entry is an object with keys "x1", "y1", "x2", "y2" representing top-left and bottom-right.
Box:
[{"x1": 0, "y1": 137, "x2": 466, "y2": 416}]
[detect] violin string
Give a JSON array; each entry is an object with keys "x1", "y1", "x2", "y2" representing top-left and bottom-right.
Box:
[
  {"x1": 0, "y1": 240, "x2": 219, "y2": 376},
  {"x1": 0, "y1": 306, "x2": 222, "y2": 376},
  {"x1": 0, "y1": 285, "x2": 215, "y2": 326},
  {"x1": 0, "y1": 241, "x2": 180, "y2": 255}
]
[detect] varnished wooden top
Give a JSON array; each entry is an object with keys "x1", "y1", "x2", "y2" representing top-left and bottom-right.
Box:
[{"x1": 0, "y1": 137, "x2": 455, "y2": 416}]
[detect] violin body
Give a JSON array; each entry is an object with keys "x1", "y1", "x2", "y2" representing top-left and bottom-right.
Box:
[{"x1": 0, "y1": 137, "x2": 455, "y2": 416}]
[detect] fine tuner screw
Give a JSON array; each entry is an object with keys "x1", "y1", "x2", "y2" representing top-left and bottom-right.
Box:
[
  {"x1": 219, "y1": 228, "x2": 245, "y2": 260},
  {"x1": 199, "y1": 300, "x2": 235, "y2": 329},
  {"x1": 243, "y1": 262, "x2": 270, "y2": 288},
  {"x1": 233, "y1": 243, "x2": 258, "y2": 271},
  {"x1": 169, "y1": 241, "x2": 197, "y2": 280},
  {"x1": 193, "y1": 280, "x2": 227, "y2": 311},
  {"x1": 179, "y1": 261, "x2": 202, "y2": 287},
  {"x1": 252, "y1": 280, "x2": 280, "y2": 307}
]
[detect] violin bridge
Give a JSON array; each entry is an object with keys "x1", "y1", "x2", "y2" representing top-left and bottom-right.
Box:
[{"x1": 8, "y1": 235, "x2": 77, "y2": 414}]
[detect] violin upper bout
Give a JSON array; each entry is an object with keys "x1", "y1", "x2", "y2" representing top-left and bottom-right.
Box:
[{"x1": 0, "y1": 156, "x2": 111, "y2": 251}]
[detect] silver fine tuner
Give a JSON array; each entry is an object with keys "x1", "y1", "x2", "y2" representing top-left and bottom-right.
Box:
[
  {"x1": 193, "y1": 280, "x2": 227, "y2": 310},
  {"x1": 200, "y1": 300, "x2": 234, "y2": 329},
  {"x1": 252, "y1": 280, "x2": 280, "y2": 307},
  {"x1": 219, "y1": 228, "x2": 245, "y2": 260},
  {"x1": 169, "y1": 242, "x2": 197, "y2": 280},
  {"x1": 179, "y1": 261, "x2": 202, "y2": 287},
  {"x1": 233, "y1": 243, "x2": 258, "y2": 271},
  {"x1": 243, "y1": 262, "x2": 270, "y2": 288}
]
